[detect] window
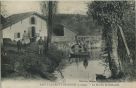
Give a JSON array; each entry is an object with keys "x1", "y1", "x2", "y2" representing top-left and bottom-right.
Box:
[
  {"x1": 53, "y1": 24, "x2": 64, "y2": 36},
  {"x1": 14, "y1": 32, "x2": 20, "y2": 39},
  {"x1": 31, "y1": 26, "x2": 36, "y2": 37},
  {"x1": 17, "y1": 33, "x2": 20, "y2": 38},
  {"x1": 31, "y1": 17, "x2": 36, "y2": 24}
]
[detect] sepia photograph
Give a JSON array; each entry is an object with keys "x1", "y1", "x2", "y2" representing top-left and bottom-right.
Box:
[{"x1": 0, "y1": 0, "x2": 136, "y2": 88}]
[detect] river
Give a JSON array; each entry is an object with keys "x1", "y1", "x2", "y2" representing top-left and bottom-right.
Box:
[
  {"x1": 2, "y1": 39, "x2": 112, "y2": 88},
  {"x1": 54, "y1": 60, "x2": 111, "y2": 82},
  {"x1": 53, "y1": 40, "x2": 111, "y2": 82}
]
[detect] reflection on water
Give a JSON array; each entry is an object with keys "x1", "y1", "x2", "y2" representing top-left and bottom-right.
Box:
[
  {"x1": 54, "y1": 59, "x2": 111, "y2": 82},
  {"x1": 54, "y1": 41, "x2": 111, "y2": 82},
  {"x1": 83, "y1": 58, "x2": 88, "y2": 69},
  {"x1": 74, "y1": 58, "x2": 89, "y2": 69}
]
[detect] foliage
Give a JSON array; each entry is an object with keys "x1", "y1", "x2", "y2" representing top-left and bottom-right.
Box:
[
  {"x1": 40, "y1": 1, "x2": 57, "y2": 16},
  {"x1": 87, "y1": 1, "x2": 135, "y2": 58},
  {"x1": 87, "y1": 1, "x2": 132, "y2": 26},
  {"x1": 122, "y1": 9, "x2": 135, "y2": 61},
  {"x1": 0, "y1": 2, "x2": 8, "y2": 17},
  {"x1": 87, "y1": 1, "x2": 135, "y2": 78},
  {"x1": 46, "y1": 44, "x2": 67, "y2": 72},
  {"x1": 54, "y1": 14, "x2": 101, "y2": 35},
  {"x1": 1, "y1": 43, "x2": 66, "y2": 80}
]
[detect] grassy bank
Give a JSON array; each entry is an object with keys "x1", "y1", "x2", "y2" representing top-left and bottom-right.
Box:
[{"x1": 1, "y1": 42, "x2": 67, "y2": 81}]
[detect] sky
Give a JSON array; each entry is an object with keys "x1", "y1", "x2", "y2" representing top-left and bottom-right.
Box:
[
  {"x1": 57, "y1": 1, "x2": 88, "y2": 15},
  {"x1": 2, "y1": 1, "x2": 89, "y2": 16},
  {"x1": 2, "y1": 1, "x2": 42, "y2": 16}
]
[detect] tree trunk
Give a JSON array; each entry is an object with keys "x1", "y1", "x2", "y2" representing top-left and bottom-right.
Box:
[
  {"x1": 46, "y1": 1, "x2": 53, "y2": 52},
  {"x1": 0, "y1": 24, "x2": 3, "y2": 46},
  {"x1": 103, "y1": 24, "x2": 122, "y2": 78},
  {"x1": 110, "y1": 24, "x2": 122, "y2": 77},
  {"x1": 0, "y1": 24, "x2": 2, "y2": 78}
]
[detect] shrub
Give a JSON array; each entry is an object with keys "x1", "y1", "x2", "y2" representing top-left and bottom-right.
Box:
[
  {"x1": 46, "y1": 44, "x2": 67, "y2": 72},
  {"x1": 3, "y1": 38, "x2": 12, "y2": 45},
  {"x1": 3, "y1": 38, "x2": 17, "y2": 47}
]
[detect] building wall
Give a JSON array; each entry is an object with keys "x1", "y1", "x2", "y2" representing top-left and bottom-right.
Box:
[
  {"x1": 3, "y1": 15, "x2": 47, "y2": 41},
  {"x1": 52, "y1": 27, "x2": 76, "y2": 42}
]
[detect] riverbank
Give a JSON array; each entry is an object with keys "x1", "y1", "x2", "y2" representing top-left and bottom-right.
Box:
[{"x1": 1, "y1": 42, "x2": 67, "y2": 81}]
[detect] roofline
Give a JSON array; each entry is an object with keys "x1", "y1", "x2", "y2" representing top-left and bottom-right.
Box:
[
  {"x1": 60, "y1": 24, "x2": 78, "y2": 34},
  {"x1": 2, "y1": 12, "x2": 47, "y2": 30}
]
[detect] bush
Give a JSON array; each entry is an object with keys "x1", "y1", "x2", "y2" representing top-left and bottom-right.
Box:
[
  {"x1": 1, "y1": 43, "x2": 66, "y2": 80},
  {"x1": 3, "y1": 38, "x2": 17, "y2": 46},
  {"x1": 46, "y1": 44, "x2": 67, "y2": 72},
  {"x1": 3, "y1": 38, "x2": 12, "y2": 45}
]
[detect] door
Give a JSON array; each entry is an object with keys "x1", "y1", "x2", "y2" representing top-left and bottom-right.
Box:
[{"x1": 31, "y1": 26, "x2": 35, "y2": 37}]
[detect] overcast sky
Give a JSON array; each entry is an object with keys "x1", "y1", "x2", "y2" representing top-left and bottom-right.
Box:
[
  {"x1": 57, "y1": 1, "x2": 88, "y2": 15},
  {"x1": 2, "y1": 1, "x2": 41, "y2": 16},
  {"x1": 2, "y1": 1, "x2": 89, "y2": 16}
]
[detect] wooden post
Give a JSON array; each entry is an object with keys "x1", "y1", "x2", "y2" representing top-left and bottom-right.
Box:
[{"x1": 117, "y1": 24, "x2": 133, "y2": 64}]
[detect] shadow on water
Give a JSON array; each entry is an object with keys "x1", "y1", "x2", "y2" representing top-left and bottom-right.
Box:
[
  {"x1": 83, "y1": 58, "x2": 88, "y2": 69},
  {"x1": 70, "y1": 57, "x2": 89, "y2": 69}
]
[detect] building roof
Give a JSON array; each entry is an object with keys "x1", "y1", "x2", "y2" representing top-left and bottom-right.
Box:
[
  {"x1": 54, "y1": 14, "x2": 102, "y2": 35},
  {"x1": 2, "y1": 12, "x2": 91, "y2": 35},
  {"x1": 2, "y1": 12, "x2": 47, "y2": 30},
  {"x1": 53, "y1": 23, "x2": 77, "y2": 35},
  {"x1": 2, "y1": 12, "x2": 78, "y2": 34},
  {"x1": 53, "y1": 14, "x2": 86, "y2": 35},
  {"x1": 53, "y1": 24, "x2": 78, "y2": 36}
]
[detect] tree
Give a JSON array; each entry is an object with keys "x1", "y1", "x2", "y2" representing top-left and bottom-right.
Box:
[
  {"x1": 0, "y1": 1, "x2": 8, "y2": 17},
  {"x1": 40, "y1": 1, "x2": 57, "y2": 52},
  {"x1": 87, "y1": 1, "x2": 134, "y2": 77},
  {"x1": 0, "y1": 1, "x2": 7, "y2": 46},
  {"x1": 41, "y1": 1, "x2": 57, "y2": 16}
]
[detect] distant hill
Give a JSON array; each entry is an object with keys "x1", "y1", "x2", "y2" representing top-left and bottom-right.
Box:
[{"x1": 53, "y1": 14, "x2": 102, "y2": 35}]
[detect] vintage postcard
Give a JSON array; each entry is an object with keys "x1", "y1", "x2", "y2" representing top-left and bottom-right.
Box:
[{"x1": 0, "y1": 0, "x2": 136, "y2": 88}]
